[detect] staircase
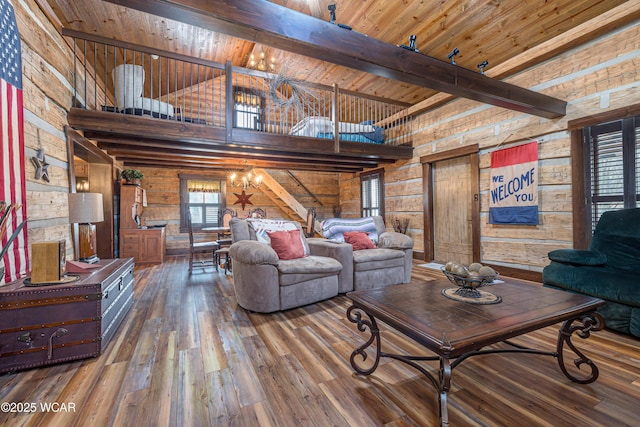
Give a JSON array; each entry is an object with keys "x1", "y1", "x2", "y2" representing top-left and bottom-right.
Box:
[{"x1": 253, "y1": 168, "x2": 322, "y2": 234}]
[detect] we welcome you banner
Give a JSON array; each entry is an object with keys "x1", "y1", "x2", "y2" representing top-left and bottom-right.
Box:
[{"x1": 489, "y1": 141, "x2": 539, "y2": 225}]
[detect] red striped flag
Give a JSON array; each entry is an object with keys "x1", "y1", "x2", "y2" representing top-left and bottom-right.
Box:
[
  {"x1": 1, "y1": 0, "x2": 29, "y2": 283},
  {"x1": 489, "y1": 141, "x2": 539, "y2": 225}
]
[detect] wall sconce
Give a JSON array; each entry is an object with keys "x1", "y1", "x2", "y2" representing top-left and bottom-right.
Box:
[{"x1": 68, "y1": 192, "x2": 104, "y2": 264}]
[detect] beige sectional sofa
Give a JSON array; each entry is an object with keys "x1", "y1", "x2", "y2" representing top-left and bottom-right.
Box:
[
  {"x1": 229, "y1": 218, "x2": 343, "y2": 313},
  {"x1": 229, "y1": 216, "x2": 413, "y2": 313},
  {"x1": 310, "y1": 216, "x2": 413, "y2": 291}
]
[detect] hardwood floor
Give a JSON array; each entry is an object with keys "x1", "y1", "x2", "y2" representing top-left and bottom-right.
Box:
[{"x1": 1, "y1": 257, "x2": 639, "y2": 426}]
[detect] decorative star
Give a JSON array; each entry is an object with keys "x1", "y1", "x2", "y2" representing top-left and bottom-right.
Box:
[
  {"x1": 233, "y1": 190, "x2": 253, "y2": 210},
  {"x1": 31, "y1": 148, "x2": 50, "y2": 183}
]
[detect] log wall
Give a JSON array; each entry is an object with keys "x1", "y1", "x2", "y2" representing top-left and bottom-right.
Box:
[
  {"x1": 339, "y1": 22, "x2": 640, "y2": 271},
  {"x1": 13, "y1": 0, "x2": 76, "y2": 260},
  {"x1": 138, "y1": 167, "x2": 339, "y2": 253},
  {"x1": 12, "y1": 0, "x2": 640, "y2": 274}
]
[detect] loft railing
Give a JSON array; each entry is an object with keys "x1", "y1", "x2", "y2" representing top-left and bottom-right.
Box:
[{"x1": 65, "y1": 30, "x2": 412, "y2": 147}]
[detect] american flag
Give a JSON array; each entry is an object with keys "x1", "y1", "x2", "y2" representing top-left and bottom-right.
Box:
[{"x1": 1, "y1": 0, "x2": 29, "y2": 283}]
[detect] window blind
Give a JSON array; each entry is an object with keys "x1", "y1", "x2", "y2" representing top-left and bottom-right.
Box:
[
  {"x1": 585, "y1": 116, "x2": 639, "y2": 233},
  {"x1": 361, "y1": 172, "x2": 382, "y2": 217}
]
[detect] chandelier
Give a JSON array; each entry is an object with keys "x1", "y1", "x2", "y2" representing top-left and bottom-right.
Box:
[
  {"x1": 229, "y1": 169, "x2": 262, "y2": 190},
  {"x1": 249, "y1": 48, "x2": 276, "y2": 72}
]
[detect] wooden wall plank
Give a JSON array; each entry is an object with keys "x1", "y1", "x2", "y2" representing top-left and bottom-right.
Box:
[{"x1": 341, "y1": 23, "x2": 640, "y2": 271}]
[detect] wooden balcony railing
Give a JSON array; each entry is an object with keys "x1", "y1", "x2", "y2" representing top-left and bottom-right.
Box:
[{"x1": 65, "y1": 29, "x2": 413, "y2": 147}]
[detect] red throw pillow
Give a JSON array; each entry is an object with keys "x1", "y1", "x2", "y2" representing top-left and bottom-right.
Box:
[
  {"x1": 267, "y1": 229, "x2": 306, "y2": 260},
  {"x1": 344, "y1": 231, "x2": 376, "y2": 251}
]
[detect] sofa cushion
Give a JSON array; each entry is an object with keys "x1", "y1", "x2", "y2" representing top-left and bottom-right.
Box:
[
  {"x1": 543, "y1": 262, "x2": 639, "y2": 307},
  {"x1": 378, "y1": 231, "x2": 414, "y2": 249},
  {"x1": 588, "y1": 208, "x2": 640, "y2": 272},
  {"x1": 321, "y1": 217, "x2": 379, "y2": 244},
  {"x1": 590, "y1": 233, "x2": 640, "y2": 272},
  {"x1": 247, "y1": 218, "x2": 310, "y2": 255},
  {"x1": 230, "y1": 217, "x2": 253, "y2": 242},
  {"x1": 547, "y1": 249, "x2": 607, "y2": 266},
  {"x1": 277, "y1": 255, "x2": 343, "y2": 286},
  {"x1": 229, "y1": 240, "x2": 278, "y2": 265},
  {"x1": 268, "y1": 229, "x2": 306, "y2": 260},
  {"x1": 353, "y1": 248, "x2": 405, "y2": 272},
  {"x1": 344, "y1": 231, "x2": 376, "y2": 250}
]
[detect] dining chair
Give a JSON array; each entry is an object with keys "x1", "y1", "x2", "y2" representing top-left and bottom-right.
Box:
[
  {"x1": 304, "y1": 207, "x2": 316, "y2": 238},
  {"x1": 218, "y1": 208, "x2": 237, "y2": 238},
  {"x1": 215, "y1": 208, "x2": 237, "y2": 272},
  {"x1": 247, "y1": 207, "x2": 267, "y2": 218},
  {"x1": 187, "y1": 210, "x2": 219, "y2": 274}
]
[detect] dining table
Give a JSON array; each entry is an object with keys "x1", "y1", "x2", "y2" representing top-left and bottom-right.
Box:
[{"x1": 200, "y1": 226, "x2": 231, "y2": 240}]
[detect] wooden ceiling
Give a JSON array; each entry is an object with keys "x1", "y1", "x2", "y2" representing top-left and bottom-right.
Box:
[{"x1": 44, "y1": 0, "x2": 636, "y2": 171}]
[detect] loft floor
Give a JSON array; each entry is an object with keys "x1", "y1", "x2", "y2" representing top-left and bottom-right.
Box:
[{"x1": 68, "y1": 108, "x2": 414, "y2": 173}]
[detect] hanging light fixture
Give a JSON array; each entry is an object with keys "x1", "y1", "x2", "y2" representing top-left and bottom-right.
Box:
[
  {"x1": 229, "y1": 168, "x2": 262, "y2": 190},
  {"x1": 249, "y1": 48, "x2": 276, "y2": 72}
]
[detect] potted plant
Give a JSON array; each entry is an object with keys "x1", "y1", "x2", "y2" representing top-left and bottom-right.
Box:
[{"x1": 121, "y1": 169, "x2": 144, "y2": 185}]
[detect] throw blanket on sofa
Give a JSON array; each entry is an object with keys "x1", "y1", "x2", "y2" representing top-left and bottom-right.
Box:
[
  {"x1": 321, "y1": 217, "x2": 378, "y2": 245},
  {"x1": 247, "y1": 218, "x2": 309, "y2": 256}
]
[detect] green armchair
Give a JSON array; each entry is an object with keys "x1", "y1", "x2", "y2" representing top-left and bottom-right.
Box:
[{"x1": 542, "y1": 208, "x2": 640, "y2": 337}]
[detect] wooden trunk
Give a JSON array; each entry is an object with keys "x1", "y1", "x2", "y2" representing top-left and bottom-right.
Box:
[{"x1": 0, "y1": 258, "x2": 134, "y2": 373}]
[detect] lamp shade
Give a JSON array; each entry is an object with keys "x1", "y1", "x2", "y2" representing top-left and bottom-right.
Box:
[{"x1": 68, "y1": 192, "x2": 104, "y2": 224}]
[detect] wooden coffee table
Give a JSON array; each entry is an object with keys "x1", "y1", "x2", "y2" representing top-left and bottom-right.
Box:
[{"x1": 346, "y1": 278, "x2": 605, "y2": 427}]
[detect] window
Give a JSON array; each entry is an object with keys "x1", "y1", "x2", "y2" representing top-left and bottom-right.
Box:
[
  {"x1": 583, "y1": 115, "x2": 640, "y2": 233},
  {"x1": 234, "y1": 89, "x2": 263, "y2": 130},
  {"x1": 361, "y1": 169, "x2": 384, "y2": 217},
  {"x1": 179, "y1": 175, "x2": 226, "y2": 232}
]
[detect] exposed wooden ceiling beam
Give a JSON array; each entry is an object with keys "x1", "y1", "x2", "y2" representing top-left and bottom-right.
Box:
[
  {"x1": 102, "y1": 0, "x2": 566, "y2": 119},
  {"x1": 387, "y1": 0, "x2": 640, "y2": 122}
]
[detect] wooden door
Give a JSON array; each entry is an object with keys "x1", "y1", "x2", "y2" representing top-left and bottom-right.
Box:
[
  {"x1": 433, "y1": 156, "x2": 473, "y2": 265},
  {"x1": 421, "y1": 144, "x2": 480, "y2": 265}
]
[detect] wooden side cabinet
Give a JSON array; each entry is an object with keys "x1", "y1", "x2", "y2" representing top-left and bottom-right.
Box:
[
  {"x1": 119, "y1": 182, "x2": 165, "y2": 265},
  {"x1": 120, "y1": 227, "x2": 165, "y2": 265}
]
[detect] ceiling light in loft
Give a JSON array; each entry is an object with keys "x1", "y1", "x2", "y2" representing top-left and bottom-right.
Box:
[{"x1": 249, "y1": 48, "x2": 275, "y2": 72}]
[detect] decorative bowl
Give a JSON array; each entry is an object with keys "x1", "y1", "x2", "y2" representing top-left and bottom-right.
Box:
[{"x1": 441, "y1": 267, "x2": 498, "y2": 290}]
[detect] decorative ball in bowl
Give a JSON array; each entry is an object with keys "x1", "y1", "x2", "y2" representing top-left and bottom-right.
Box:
[{"x1": 441, "y1": 262, "x2": 498, "y2": 290}]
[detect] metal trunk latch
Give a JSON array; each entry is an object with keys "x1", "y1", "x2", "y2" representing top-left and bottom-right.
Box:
[{"x1": 17, "y1": 333, "x2": 32, "y2": 345}]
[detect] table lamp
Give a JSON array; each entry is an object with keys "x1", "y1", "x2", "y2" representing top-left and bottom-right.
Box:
[{"x1": 68, "y1": 192, "x2": 104, "y2": 263}]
